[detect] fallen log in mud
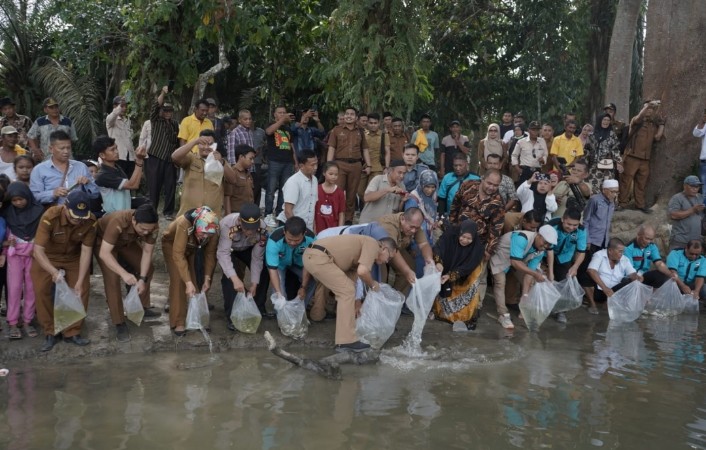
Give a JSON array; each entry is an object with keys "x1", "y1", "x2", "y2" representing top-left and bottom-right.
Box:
[{"x1": 264, "y1": 331, "x2": 380, "y2": 379}]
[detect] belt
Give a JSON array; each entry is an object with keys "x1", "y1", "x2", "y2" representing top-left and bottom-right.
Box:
[
  {"x1": 335, "y1": 158, "x2": 361, "y2": 164},
  {"x1": 701, "y1": 160, "x2": 706, "y2": 163},
  {"x1": 307, "y1": 244, "x2": 331, "y2": 256}
]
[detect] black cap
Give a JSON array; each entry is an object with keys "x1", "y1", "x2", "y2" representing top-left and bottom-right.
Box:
[
  {"x1": 603, "y1": 103, "x2": 617, "y2": 111},
  {"x1": 238, "y1": 203, "x2": 262, "y2": 230},
  {"x1": 449, "y1": 120, "x2": 461, "y2": 126},
  {"x1": 0, "y1": 97, "x2": 15, "y2": 108},
  {"x1": 528, "y1": 121, "x2": 541, "y2": 130}
]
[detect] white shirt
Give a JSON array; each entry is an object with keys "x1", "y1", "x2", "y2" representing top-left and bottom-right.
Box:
[
  {"x1": 106, "y1": 108, "x2": 135, "y2": 161},
  {"x1": 516, "y1": 181, "x2": 557, "y2": 221},
  {"x1": 277, "y1": 170, "x2": 318, "y2": 231},
  {"x1": 588, "y1": 249, "x2": 636, "y2": 290},
  {"x1": 693, "y1": 124, "x2": 706, "y2": 160}
]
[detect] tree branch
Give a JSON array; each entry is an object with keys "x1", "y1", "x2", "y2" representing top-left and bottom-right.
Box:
[{"x1": 190, "y1": 34, "x2": 230, "y2": 111}]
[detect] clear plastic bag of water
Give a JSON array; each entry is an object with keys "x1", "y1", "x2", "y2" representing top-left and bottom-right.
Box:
[
  {"x1": 53, "y1": 272, "x2": 87, "y2": 334},
  {"x1": 405, "y1": 265, "x2": 442, "y2": 319},
  {"x1": 123, "y1": 285, "x2": 145, "y2": 326},
  {"x1": 552, "y1": 276, "x2": 584, "y2": 313},
  {"x1": 230, "y1": 292, "x2": 261, "y2": 333},
  {"x1": 607, "y1": 280, "x2": 652, "y2": 323},
  {"x1": 356, "y1": 283, "x2": 405, "y2": 348},
  {"x1": 272, "y1": 293, "x2": 308, "y2": 339},
  {"x1": 645, "y1": 279, "x2": 684, "y2": 316},
  {"x1": 204, "y1": 151, "x2": 224, "y2": 186},
  {"x1": 519, "y1": 280, "x2": 561, "y2": 331},
  {"x1": 186, "y1": 292, "x2": 210, "y2": 330},
  {"x1": 682, "y1": 294, "x2": 700, "y2": 314}
]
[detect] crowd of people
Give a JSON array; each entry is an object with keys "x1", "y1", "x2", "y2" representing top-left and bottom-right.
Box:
[{"x1": 0, "y1": 89, "x2": 702, "y2": 354}]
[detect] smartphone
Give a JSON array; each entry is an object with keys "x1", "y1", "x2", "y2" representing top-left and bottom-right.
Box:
[
  {"x1": 167, "y1": 80, "x2": 175, "y2": 93},
  {"x1": 311, "y1": 105, "x2": 318, "y2": 112}
]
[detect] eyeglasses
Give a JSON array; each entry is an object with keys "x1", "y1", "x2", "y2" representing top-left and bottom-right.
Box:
[{"x1": 489, "y1": 129, "x2": 498, "y2": 132}]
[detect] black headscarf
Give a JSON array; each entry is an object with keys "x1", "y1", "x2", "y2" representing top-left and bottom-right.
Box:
[
  {"x1": 434, "y1": 220, "x2": 484, "y2": 280},
  {"x1": 2, "y1": 182, "x2": 44, "y2": 240},
  {"x1": 529, "y1": 179, "x2": 549, "y2": 219},
  {"x1": 593, "y1": 113, "x2": 613, "y2": 144}
]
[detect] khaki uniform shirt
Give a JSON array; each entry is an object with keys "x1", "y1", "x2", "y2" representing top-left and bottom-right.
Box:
[
  {"x1": 377, "y1": 212, "x2": 427, "y2": 251},
  {"x1": 359, "y1": 175, "x2": 404, "y2": 223},
  {"x1": 329, "y1": 125, "x2": 368, "y2": 160},
  {"x1": 388, "y1": 134, "x2": 407, "y2": 162},
  {"x1": 626, "y1": 116, "x2": 664, "y2": 160},
  {"x1": 313, "y1": 235, "x2": 379, "y2": 272},
  {"x1": 97, "y1": 210, "x2": 157, "y2": 248},
  {"x1": 176, "y1": 152, "x2": 224, "y2": 217},
  {"x1": 162, "y1": 215, "x2": 218, "y2": 284},
  {"x1": 224, "y1": 165, "x2": 254, "y2": 212},
  {"x1": 35, "y1": 206, "x2": 97, "y2": 263},
  {"x1": 365, "y1": 130, "x2": 386, "y2": 172}
]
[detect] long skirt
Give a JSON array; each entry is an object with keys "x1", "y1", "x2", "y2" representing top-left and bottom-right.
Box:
[{"x1": 432, "y1": 264, "x2": 481, "y2": 323}]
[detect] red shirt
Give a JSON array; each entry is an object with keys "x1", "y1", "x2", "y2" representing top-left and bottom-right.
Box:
[{"x1": 315, "y1": 184, "x2": 345, "y2": 232}]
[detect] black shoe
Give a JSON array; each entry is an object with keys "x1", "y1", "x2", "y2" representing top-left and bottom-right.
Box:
[
  {"x1": 164, "y1": 303, "x2": 170, "y2": 313},
  {"x1": 143, "y1": 308, "x2": 161, "y2": 318},
  {"x1": 401, "y1": 305, "x2": 413, "y2": 316},
  {"x1": 116, "y1": 323, "x2": 131, "y2": 342},
  {"x1": 335, "y1": 341, "x2": 371, "y2": 353},
  {"x1": 40, "y1": 335, "x2": 57, "y2": 352},
  {"x1": 344, "y1": 220, "x2": 353, "y2": 226},
  {"x1": 173, "y1": 329, "x2": 187, "y2": 337},
  {"x1": 325, "y1": 311, "x2": 336, "y2": 320},
  {"x1": 640, "y1": 207, "x2": 652, "y2": 214},
  {"x1": 65, "y1": 335, "x2": 90, "y2": 346},
  {"x1": 261, "y1": 311, "x2": 276, "y2": 319},
  {"x1": 226, "y1": 321, "x2": 236, "y2": 332},
  {"x1": 0, "y1": 306, "x2": 6, "y2": 317}
]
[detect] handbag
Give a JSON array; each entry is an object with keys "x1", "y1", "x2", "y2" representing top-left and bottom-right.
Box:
[{"x1": 597, "y1": 159, "x2": 614, "y2": 170}]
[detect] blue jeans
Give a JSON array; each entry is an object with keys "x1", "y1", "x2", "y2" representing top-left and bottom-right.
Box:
[
  {"x1": 700, "y1": 160, "x2": 706, "y2": 203},
  {"x1": 265, "y1": 160, "x2": 294, "y2": 216}
]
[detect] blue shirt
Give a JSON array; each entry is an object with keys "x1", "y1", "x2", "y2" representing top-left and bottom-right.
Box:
[
  {"x1": 667, "y1": 249, "x2": 706, "y2": 284},
  {"x1": 410, "y1": 130, "x2": 440, "y2": 167},
  {"x1": 438, "y1": 172, "x2": 481, "y2": 204},
  {"x1": 583, "y1": 193, "x2": 614, "y2": 248},
  {"x1": 509, "y1": 232, "x2": 545, "y2": 272},
  {"x1": 550, "y1": 220, "x2": 587, "y2": 264},
  {"x1": 624, "y1": 241, "x2": 662, "y2": 273},
  {"x1": 29, "y1": 159, "x2": 100, "y2": 205},
  {"x1": 403, "y1": 163, "x2": 429, "y2": 192},
  {"x1": 346, "y1": 223, "x2": 389, "y2": 240},
  {"x1": 265, "y1": 227, "x2": 316, "y2": 270},
  {"x1": 290, "y1": 124, "x2": 326, "y2": 155}
]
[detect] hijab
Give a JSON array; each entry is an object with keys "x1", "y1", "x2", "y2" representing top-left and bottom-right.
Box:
[
  {"x1": 185, "y1": 206, "x2": 219, "y2": 242},
  {"x1": 593, "y1": 113, "x2": 613, "y2": 143},
  {"x1": 410, "y1": 169, "x2": 438, "y2": 223},
  {"x1": 483, "y1": 123, "x2": 504, "y2": 159},
  {"x1": 530, "y1": 173, "x2": 550, "y2": 219},
  {"x1": 3, "y1": 181, "x2": 44, "y2": 240},
  {"x1": 434, "y1": 219, "x2": 484, "y2": 279}
]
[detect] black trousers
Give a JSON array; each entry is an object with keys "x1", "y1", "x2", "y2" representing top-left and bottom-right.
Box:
[
  {"x1": 641, "y1": 270, "x2": 670, "y2": 288},
  {"x1": 553, "y1": 260, "x2": 573, "y2": 282},
  {"x1": 145, "y1": 156, "x2": 177, "y2": 215},
  {"x1": 220, "y1": 248, "x2": 271, "y2": 318},
  {"x1": 594, "y1": 279, "x2": 632, "y2": 303},
  {"x1": 578, "y1": 244, "x2": 604, "y2": 287}
]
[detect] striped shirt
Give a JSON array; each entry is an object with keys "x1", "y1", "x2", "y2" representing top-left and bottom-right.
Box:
[
  {"x1": 227, "y1": 124, "x2": 253, "y2": 164},
  {"x1": 148, "y1": 101, "x2": 179, "y2": 161}
]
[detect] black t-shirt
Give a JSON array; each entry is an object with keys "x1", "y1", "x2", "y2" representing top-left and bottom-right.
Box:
[
  {"x1": 266, "y1": 124, "x2": 295, "y2": 163},
  {"x1": 95, "y1": 164, "x2": 127, "y2": 189}
]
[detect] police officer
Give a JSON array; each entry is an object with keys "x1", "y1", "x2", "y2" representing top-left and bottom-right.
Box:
[
  {"x1": 32, "y1": 190, "x2": 97, "y2": 352},
  {"x1": 217, "y1": 202, "x2": 271, "y2": 329},
  {"x1": 96, "y1": 204, "x2": 161, "y2": 342}
]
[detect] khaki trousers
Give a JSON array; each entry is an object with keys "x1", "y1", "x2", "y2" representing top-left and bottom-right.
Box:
[
  {"x1": 95, "y1": 240, "x2": 154, "y2": 325},
  {"x1": 492, "y1": 268, "x2": 524, "y2": 316},
  {"x1": 303, "y1": 249, "x2": 357, "y2": 345},
  {"x1": 32, "y1": 258, "x2": 89, "y2": 337},
  {"x1": 619, "y1": 155, "x2": 649, "y2": 208},
  {"x1": 162, "y1": 240, "x2": 198, "y2": 328},
  {"x1": 335, "y1": 160, "x2": 362, "y2": 222}
]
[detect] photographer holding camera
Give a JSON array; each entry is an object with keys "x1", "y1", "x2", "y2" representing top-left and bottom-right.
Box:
[{"x1": 618, "y1": 99, "x2": 665, "y2": 213}]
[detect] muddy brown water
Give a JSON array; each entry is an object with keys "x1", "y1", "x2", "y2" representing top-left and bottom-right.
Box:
[{"x1": 0, "y1": 309, "x2": 704, "y2": 449}]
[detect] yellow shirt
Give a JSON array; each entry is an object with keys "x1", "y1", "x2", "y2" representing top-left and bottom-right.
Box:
[
  {"x1": 549, "y1": 133, "x2": 583, "y2": 167},
  {"x1": 178, "y1": 114, "x2": 213, "y2": 153}
]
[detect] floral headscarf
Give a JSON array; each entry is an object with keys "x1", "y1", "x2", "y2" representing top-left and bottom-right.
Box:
[
  {"x1": 410, "y1": 169, "x2": 439, "y2": 224},
  {"x1": 186, "y1": 206, "x2": 219, "y2": 238}
]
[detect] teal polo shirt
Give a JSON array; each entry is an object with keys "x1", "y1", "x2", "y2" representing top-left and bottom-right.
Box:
[
  {"x1": 549, "y1": 219, "x2": 587, "y2": 264},
  {"x1": 265, "y1": 227, "x2": 316, "y2": 270},
  {"x1": 666, "y1": 249, "x2": 706, "y2": 284},
  {"x1": 623, "y1": 241, "x2": 662, "y2": 273},
  {"x1": 508, "y1": 232, "x2": 545, "y2": 273}
]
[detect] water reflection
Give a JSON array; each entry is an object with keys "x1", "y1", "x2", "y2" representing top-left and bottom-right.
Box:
[{"x1": 0, "y1": 315, "x2": 704, "y2": 448}]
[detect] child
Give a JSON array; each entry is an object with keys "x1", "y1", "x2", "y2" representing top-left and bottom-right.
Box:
[
  {"x1": 13, "y1": 155, "x2": 34, "y2": 185},
  {"x1": 315, "y1": 161, "x2": 345, "y2": 233},
  {"x1": 2, "y1": 182, "x2": 43, "y2": 339}
]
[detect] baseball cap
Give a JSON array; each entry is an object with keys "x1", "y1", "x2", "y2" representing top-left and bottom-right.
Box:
[
  {"x1": 603, "y1": 103, "x2": 617, "y2": 111},
  {"x1": 66, "y1": 190, "x2": 91, "y2": 219},
  {"x1": 239, "y1": 203, "x2": 262, "y2": 230},
  {"x1": 206, "y1": 98, "x2": 217, "y2": 106},
  {"x1": 449, "y1": 120, "x2": 461, "y2": 126},
  {"x1": 538, "y1": 224, "x2": 558, "y2": 246},
  {"x1": 0, "y1": 97, "x2": 15, "y2": 107},
  {"x1": 43, "y1": 97, "x2": 59, "y2": 107},
  {"x1": 684, "y1": 175, "x2": 703, "y2": 186},
  {"x1": 1, "y1": 126, "x2": 18, "y2": 135},
  {"x1": 528, "y1": 121, "x2": 541, "y2": 129},
  {"x1": 113, "y1": 95, "x2": 127, "y2": 105},
  {"x1": 161, "y1": 102, "x2": 174, "y2": 111}
]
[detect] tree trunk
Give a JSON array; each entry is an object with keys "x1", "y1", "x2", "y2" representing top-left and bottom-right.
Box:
[
  {"x1": 583, "y1": 0, "x2": 616, "y2": 124},
  {"x1": 604, "y1": 0, "x2": 642, "y2": 119},
  {"x1": 189, "y1": 36, "x2": 230, "y2": 113},
  {"x1": 643, "y1": 0, "x2": 706, "y2": 204}
]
